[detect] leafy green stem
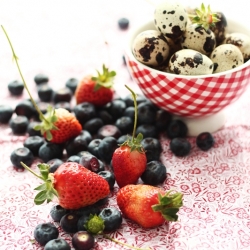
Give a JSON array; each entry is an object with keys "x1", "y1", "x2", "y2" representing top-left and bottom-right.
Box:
[
  {"x1": 20, "y1": 162, "x2": 45, "y2": 181},
  {"x1": 1, "y1": 25, "x2": 49, "y2": 124}
]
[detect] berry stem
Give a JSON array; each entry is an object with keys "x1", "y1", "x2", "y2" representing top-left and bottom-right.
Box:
[
  {"x1": 20, "y1": 162, "x2": 44, "y2": 181},
  {"x1": 1, "y1": 25, "x2": 49, "y2": 124},
  {"x1": 125, "y1": 85, "x2": 137, "y2": 141}
]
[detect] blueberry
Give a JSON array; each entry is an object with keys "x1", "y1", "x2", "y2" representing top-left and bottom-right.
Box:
[
  {"x1": 27, "y1": 121, "x2": 42, "y2": 136},
  {"x1": 141, "y1": 161, "x2": 167, "y2": 185},
  {"x1": 0, "y1": 105, "x2": 13, "y2": 123},
  {"x1": 97, "y1": 109, "x2": 114, "y2": 124},
  {"x1": 38, "y1": 143, "x2": 63, "y2": 162},
  {"x1": 137, "y1": 102, "x2": 157, "y2": 125},
  {"x1": 141, "y1": 137, "x2": 162, "y2": 162},
  {"x1": 170, "y1": 137, "x2": 191, "y2": 157},
  {"x1": 79, "y1": 152, "x2": 100, "y2": 172},
  {"x1": 80, "y1": 130, "x2": 92, "y2": 143},
  {"x1": 34, "y1": 223, "x2": 59, "y2": 246},
  {"x1": 77, "y1": 215, "x2": 89, "y2": 231},
  {"x1": 33, "y1": 101, "x2": 50, "y2": 121},
  {"x1": 123, "y1": 106, "x2": 135, "y2": 121},
  {"x1": 15, "y1": 100, "x2": 35, "y2": 119},
  {"x1": 97, "y1": 124, "x2": 121, "y2": 139},
  {"x1": 72, "y1": 231, "x2": 95, "y2": 250},
  {"x1": 136, "y1": 124, "x2": 157, "y2": 138},
  {"x1": 87, "y1": 139, "x2": 102, "y2": 158},
  {"x1": 98, "y1": 136, "x2": 118, "y2": 163},
  {"x1": 50, "y1": 205, "x2": 69, "y2": 222},
  {"x1": 52, "y1": 87, "x2": 72, "y2": 104},
  {"x1": 44, "y1": 238, "x2": 71, "y2": 250},
  {"x1": 99, "y1": 207, "x2": 122, "y2": 231},
  {"x1": 60, "y1": 213, "x2": 80, "y2": 234},
  {"x1": 104, "y1": 99, "x2": 126, "y2": 120},
  {"x1": 65, "y1": 77, "x2": 78, "y2": 94},
  {"x1": 10, "y1": 147, "x2": 34, "y2": 169},
  {"x1": 123, "y1": 93, "x2": 147, "y2": 107},
  {"x1": 23, "y1": 136, "x2": 45, "y2": 156},
  {"x1": 115, "y1": 116, "x2": 133, "y2": 134},
  {"x1": 155, "y1": 109, "x2": 172, "y2": 132},
  {"x1": 73, "y1": 102, "x2": 96, "y2": 126},
  {"x1": 8, "y1": 80, "x2": 24, "y2": 96},
  {"x1": 98, "y1": 170, "x2": 115, "y2": 190},
  {"x1": 47, "y1": 158, "x2": 64, "y2": 173},
  {"x1": 54, "y1": 102, "x2": 71, "y2": 112},
  {"x1": 84, "y1": 118, "x2": 104, "y2": 135},
  {"x1": 9, "y1": 115, "x2": 29, "y2": 134},
  {"x1": 118, "y1": 17, "x2": 129, "y2": 30},
  {"x1": 73, "y1": 205, "x2": 101, "y2": 218},
  {"x1": 67, "y1": 155, "x2": 80, "y2": 163},
  {"x1": 37, "y1": 84, "x2": 54, "y2": 102},
  {"x1": 196, "y1": 132, "x2": 215, "y2": 151},
  {"x1": 166, "y1": 120, "x2": 188, "y2": 139},
  {"x1": 34, "y1": 73, "x2": 49, "y2": 85},
  {"x1": 65, "y1": 134, "x2": 89, "y2": 156},
  {"x1": 117, "y1": 134, "x2": 132, "y2": 145}
]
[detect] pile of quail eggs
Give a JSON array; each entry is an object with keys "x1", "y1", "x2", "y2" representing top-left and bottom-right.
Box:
[{"x1": 132, "y1": 1, "x2": 250, "y2": 75}]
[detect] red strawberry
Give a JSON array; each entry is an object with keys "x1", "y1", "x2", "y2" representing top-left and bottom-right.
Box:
[
  {"x1": 112, "y1": 85, "x2": 147, "y2": 187},
  {"x1": 75, "y1": 64, "x2": 116, "y2": 106},
  {"x1": 1, "y1": 27, "x2": 82, "y2": 144},
  {"x1": 117, "y1": 184, "x2": 183, "y2": 228},
  {"x1": 21, "y1": 162, "x2": 110, "y2": 210}
]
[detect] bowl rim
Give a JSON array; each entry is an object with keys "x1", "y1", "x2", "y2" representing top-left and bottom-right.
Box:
[{"x1": 125, "y1": 18, "x2": 250, "y2": 79}]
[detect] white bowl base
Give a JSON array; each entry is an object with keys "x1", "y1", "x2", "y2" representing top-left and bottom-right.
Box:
[{"x1": 174, "y1": 111, "x2": 227, "y2": 137}]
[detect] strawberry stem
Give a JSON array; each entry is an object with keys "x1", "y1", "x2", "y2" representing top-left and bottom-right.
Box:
[
  {"x1": 1, "y1": 25, "x2": 51, "y2": 126},
  {"x1": 20, "y1": 162, "x2": 44, "y2": 181}
]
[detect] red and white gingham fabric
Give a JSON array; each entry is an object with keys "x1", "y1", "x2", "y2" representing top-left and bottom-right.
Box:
[{"x1": 127, "y1": 59, "x2": 250, "y2": 117}]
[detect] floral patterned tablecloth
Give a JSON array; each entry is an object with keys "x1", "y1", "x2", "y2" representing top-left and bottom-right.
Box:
[{"x1": 0, "y1": 0, "x2": 250, "y2": 249}]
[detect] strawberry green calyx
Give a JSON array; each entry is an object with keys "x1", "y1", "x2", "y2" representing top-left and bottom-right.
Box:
[
  {"x1": 20, "y1": 162, "x2": 58, "y2": 205},
  {"x1": 85, "y1": 214, "x2": 105, "y2": 235},
  {"x1": 92, "y1": 64, "x2": 116, "y2": 91},
  {"x1": 152, "y1": 191, "x2": 183, "y2": 221},
  {"x1": 121, "y1": 85, "x2": 145, "y2": 153},
  {"x1": 1, "y1": 25, "x2": 57, "y2": 141},
  {"x1": 189, "y1": 3, "x2": 220, "y2": 30}
]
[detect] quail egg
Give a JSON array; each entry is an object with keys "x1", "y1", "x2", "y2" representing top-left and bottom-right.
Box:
[
  {"x1": 132, "y1": 30, "x2": 170, "y2": 67},
  {"x1": 210, "y1": 44, "x2": 243, "y2": 73},
  {"x1": 154, "y1": 0, "x2": 188, "y2": 40},
  {"x1": 169, "y1": 49, "x2": 214, "y2": 75},
  {"x1": 223, "y1": 32, "x2": 250, "y2": 62}
]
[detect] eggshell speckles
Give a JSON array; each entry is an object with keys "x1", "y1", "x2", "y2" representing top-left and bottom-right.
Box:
[
  {"x1": 132, "y1": 30, "x2": 170, "y2": 66},
  {"x1": 210, "y1": 44, "x2": 243, "y2": 73},
  {"x1": 223, "y1": 32, "x2": 250, "y2": 62},
  {"x1": 181, "y1": 24, "x2": 216, "y2": 56},
  {"x1": 169, "y1": 49, "x2": 214, "y2": 75},
  {"x1": 154, "y1": 1, "x2": 188, "y2": 40}
]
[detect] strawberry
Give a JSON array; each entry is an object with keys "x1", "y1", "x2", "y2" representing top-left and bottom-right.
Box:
[
  {"x1": 2, "y1": 26, "x2": 82, "y2": 144},
  {"x1": 75, "y1": 64, "x2": 116, "y2": 106},
  {"x1": 112, "y1": 85, "x2": 147, "y2": 188},
  {"x1": 21, "y1": 162, "x2": 110, "y2": 210},
  {"x1": 117, "y1": 184, "x2": 183, "y2": 228}
]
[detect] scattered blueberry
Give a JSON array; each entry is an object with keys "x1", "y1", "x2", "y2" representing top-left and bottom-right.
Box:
[
  {"x1": 117, "y1": 134, "x2": 132, "y2": 145},
  {"x1": 170, "y1": 137, "x2": 191, "y2": 157},
  {"x1": 44, "y1": 238, "x2": 71, "y2": 250},
  {"x1": 136, "y1": 124, "x2": 157, "y2": 138},
  {"x1": 10, "y1": 147, "x2": 34, "y2": 169},
  {"x1": 50, "y1": 205, "x2": 69, "y2": 222},
  {"x1": 155, "y1": 109, "x2": 172, "y2": 132},
  {"x1": 99, "y1": 207, "x2": 122, "y2": 231},
  {"x1": 98, "y1": 170, "x2": 115, "y2": 190},
  {"x1": 87, "y1": 139, "x2": 102, "y2": 158},
  {"x1": 123, "y1": 106, "x2": 135, "y2": 121},
  {"x1": 104, "y1": 99, "x2": 126, "y2": 120},
  {"x1": 123, "y1": 93, "x2": 147, "y2": 107},
  {"x1": 141, "y1": 137, "x2": 162, "y2": 162},
  {"x1": 65, "y1": 77, "x2": 78, "y2": 94},
  {"x1": 33, "y1": 222, "x2": 59, "y2": 246},
  {"x1": 79, "y1": 152, "x2": 100, "y2": 172},
  {"x1": 23, "y1": 135, "x2": 45, "y2": 156},
  {"x1": 67, "y1": 155, "x2": 80, "y2": 163},
  {"x1": 76, "y1": 214, "x2": 89, "y2": 231},
  {"x1": 196, "y1": 132, "x2": 215, "y2": 151},
  {"x1": 47, "y1": 158, "x2": 64, "y2": 173},
  {"x1": 33, "y1": 101, "x2": 50, "y2": 120},
  {"x1": 97, "y1": 124, "x2": 121, "y2": 139},
  {"x1": 8, "y1": 80, "x2": 24, "y2": 96},
  {"x1": 34, "y1": 73, "x2": 49, "y2": 85},
  {"x1": 0, "y1": 105, "x2": 13, "y2": 123},
  {"x1": 72, "y1": 231, "x2": 95, "y2": 250},
  {"x1": 9, "y1": 115, "x2": 29, "y2": 134},
  {"x1": 97, "y1": 109, "x2": 113, "y2": 124},
  {"x1": 166, "y1": 119, "x2": 188, "y2": 139},
  {"x1": 73, "y1": 205, "x2": 101, "y2": 218},
  {"x1": 84, "y1": 118, "x2": 104, "y2": 135},
  {"x1": 52, "y1": 87, "x2": 72, "y2": 104},
  {"x1": 60, "y1": 213, "x2": 80, "y2": 234},
  {"x1": 141, "y1": 161, "x2": 167, "y2": 185},
  {"x1": 15, "y1": 100, "x2": 35, "y2": 119},
  {"x1": 118, "y1": 17, "x2": 129, "y2": 30},
  {"x1": 27, "y1": 121, "x2": 42, "y2": 136},
  {"x1": 73, "y1": 102, "x2": 96, "y2": 126},
  {"x1": 137, "y1": 102, "x2": 157, "y2": 125},
  {"x1": 115, "y1": 116, "x2": 133, "y2": 134},
  {"x1": 98, "y1": 136, "x2": 119, "y2": 163},
  {"x1": 38, "y1": 142, "x2": 64, "y2": 162},
  {"x1": 65, "y1": 134, "x2": 89, "y2": 156},
  {"x1": 37, "y1": 84, "x2": 54, "y2": 102},
  {"x1": 54, "y1": 102, "x2": 71, "y2": 112}
]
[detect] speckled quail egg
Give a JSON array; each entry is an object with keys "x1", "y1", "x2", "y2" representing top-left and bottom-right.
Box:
[
  {"x1": 169, "y1": 49, "x2": 214, "y2": 75},
  {"x1": 210, "y1": 44, "x2": 243, "y2": 73},
  {"x1": 132, "y1": 30, "x2": 170, "y2": 67},
  {"x1": 223, "y1": 32, "x2": 250, "y2": 62},
  {"x1": 181, "y1": 24, "x2": 216, "y2": 56},
  {"x1": 154, "y1": 0, "x2": 188, "y2": 40}
]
